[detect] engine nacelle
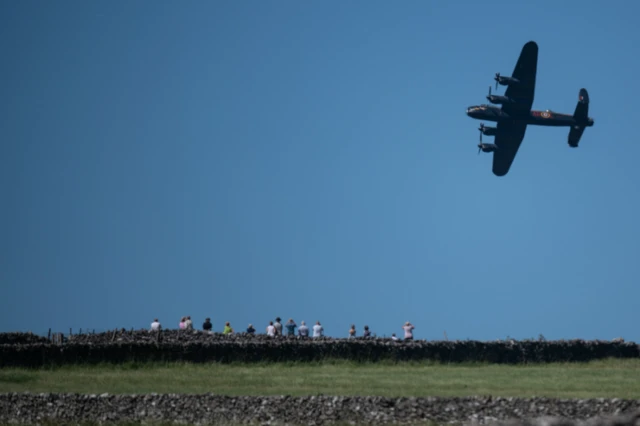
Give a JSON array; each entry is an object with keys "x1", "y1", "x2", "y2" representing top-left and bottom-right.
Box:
[
  {"x1": 478, "y1": 143, "x2": 498, "y2": 153},
  {"x1": 498, "y1": 76, "x2": 519, "y2": 86},
  {"x1": 487, "y1": 94, "x2": 514, "y2": 105},
  {"x1": 480, "y1": 125, "x2": 497, "y2": 136},
  {"x1": 495, "y1": 73, "x2": 520, "y2": 87}
]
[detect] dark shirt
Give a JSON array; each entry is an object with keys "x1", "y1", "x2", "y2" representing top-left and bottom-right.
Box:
[
  {"x1": 285, "y1": 322, "x2": 297, "y2": 335},
  {"x1": 247, "y1": 326, "x2": 255, "y2": 334},
  {"x1": 203, "y1": 321, "x2": 212, "y2": 331}
]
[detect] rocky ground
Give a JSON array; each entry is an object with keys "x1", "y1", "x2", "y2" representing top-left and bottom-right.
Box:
[{"x1": 1, "y1": 393, "x2": 639, "y2": 425}]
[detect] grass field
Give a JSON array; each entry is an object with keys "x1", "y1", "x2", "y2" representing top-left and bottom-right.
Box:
[{"x1": 1, "y1": 359, "x2": 640, "y2": 399}]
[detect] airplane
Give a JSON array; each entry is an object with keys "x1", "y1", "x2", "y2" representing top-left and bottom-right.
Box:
[{"x1": 466, "y1": 41, "x2": 595, "y2": 176}]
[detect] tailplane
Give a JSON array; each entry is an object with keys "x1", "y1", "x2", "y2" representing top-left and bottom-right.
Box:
[
  {"x1": 568, "y1": 88, "x2": 592, "y2": 147},
  {"x1": 573, "y1": 88, "x2": 589, "y2": 122}
]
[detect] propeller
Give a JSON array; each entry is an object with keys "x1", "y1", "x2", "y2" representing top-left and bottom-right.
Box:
[
  {"x1": 478, "y1": 123, "x2": 484, "y2": 154},
  {"x1": 486, "y1": 85, "x2": 492, "y2": 102},
  {"x1": 494, "y1": 72, "x2": 501, "y2": 90}
]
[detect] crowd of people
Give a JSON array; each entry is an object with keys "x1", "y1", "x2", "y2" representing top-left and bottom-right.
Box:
[{"x1": 149, "y1": 317, "x2": 416, "y2": 339}]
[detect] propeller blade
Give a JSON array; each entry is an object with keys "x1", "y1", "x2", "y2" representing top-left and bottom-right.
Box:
[
  {"x1": 495, "y1": 73, "x2": 500, "y2": 91},
  {"x1": 477, "y1": 144, "x2": 482, "y2": 154}
]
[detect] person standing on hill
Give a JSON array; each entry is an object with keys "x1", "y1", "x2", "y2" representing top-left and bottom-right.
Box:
[
  {"x1": 284, "y1": 318, "x2": 297, "y2": 336},
  {"x1": 403, "y1": 322, "x2": 415, "y2": 340},
  {"x1": 202, "y1": 318, "x2": 212, "y2": 332},
  {"x1": 223, "y1": 322, "x2": 234, "y2": 334},
  {"x1": 363, "y1": 325, "x2": 371, "y2": 338},
  {"x1": 150, "y1": 319, "x2": 162, "y2": 331},
  {"x1": 185, "y1": 316, "x2": 193, "y2": 330},
  {"x1": 312, "y1": 321, "x2": 324, "y2": 338},
  {"x1": 298, "y1": 321, "x2": 309, "y2": 337},
  {"x1": 348, "y1": 324, "x2": 356, "y2": 338},
  {"x1": 274, "y1": 317, "x2": 283, "y2": 336},
  {"x1": 266, "y1": 321, "x2": 276, "y2": 337}
]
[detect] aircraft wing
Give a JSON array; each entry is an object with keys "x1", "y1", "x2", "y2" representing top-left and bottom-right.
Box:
[
  {"x1": 503, "y1": 41, "x2": 538, "y2": 116},
  {"x1": 492, "y1": 120, "x2": 527, "y2": 176}
]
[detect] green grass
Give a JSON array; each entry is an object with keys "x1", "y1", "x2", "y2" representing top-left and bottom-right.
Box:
[{"x1": 1, "y1": 359, "x2": 640, "y2": 399}]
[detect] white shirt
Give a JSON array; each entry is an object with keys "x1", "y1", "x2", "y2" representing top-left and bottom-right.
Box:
[
  {"x1": 403, "y1": 325, "x2": 414, "y2": 339},
  {"x1": 150, "y1": 321, "x2": 161, "y2": 331},
  {"x1": 312, "y1": 324, "x2": 323, "y2": 337},
  {"x1": 266, "y1": 325, "x2": 276, "y2": 336}
]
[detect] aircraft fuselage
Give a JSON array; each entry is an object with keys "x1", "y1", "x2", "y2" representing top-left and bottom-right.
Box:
[{"x1": 466, "y1": 104, "x2": 594, "y2": 127}]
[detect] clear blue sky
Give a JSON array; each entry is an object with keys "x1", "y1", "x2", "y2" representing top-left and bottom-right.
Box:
[{"x1": 2, "y1": 1, "x2": 639, "y2": 340}]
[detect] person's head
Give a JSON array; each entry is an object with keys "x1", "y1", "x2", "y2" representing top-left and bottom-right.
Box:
[
  {"x1": 301, "y1": 321, "x2": 305, "y2": 325},
  {"x1": 225, "y1": 322, "x2": 230, "y2": 326},
  {"x1": 154, "y1": 318, "x2": 159, "y2": 322},
  {"x1": 405, "y1": 321, "x2": 411, "y2": 326},
  {"x1": 316, "y1": 321, "x2": 321, "y2": 325},
  {"x1": 248, "y1": 324, "x2": 253, "y2": 328},
  {"x1": 276, "y1": 317, "x2": 281, "y2": 322},
  {"x1": 350, "y1": 324, "x2": 355, "y2": 329},
  {"x1": 392, "y1": 333, "x2": 396, "y2": 336},
  {"x1": 288, "y1": 318, "x2": 293, "y2": 322},
  {"x1": 187, "y1": 316, "x2": 191, "y2": 320},
  {"x1": 269, "y1": 321, "x2": 273, "y2": 325},
  {"x1": 181, "y1": 317, "x2": 186, "y2": 322},
  {"x1": 205, "y1": 318, "x2": 210, "y2": 322},
  {"x1": 364, "y1": 325, "x2": 369, "y2": 330}
]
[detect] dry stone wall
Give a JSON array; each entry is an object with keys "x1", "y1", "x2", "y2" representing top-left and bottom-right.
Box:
[
  {"x1": 0, "y1": 332, "x2": 48, "y2": 345},
  {"x1": 0, "y1": 331, "x2": 638, "y2": 367},
  {"x1": 1, "y1": 393, "x2": 639, "y2": 425}
]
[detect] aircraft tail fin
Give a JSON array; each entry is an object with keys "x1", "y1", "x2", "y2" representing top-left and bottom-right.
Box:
[{"x1": 568, "y1": 89, "x2": 590, "y2": 148}]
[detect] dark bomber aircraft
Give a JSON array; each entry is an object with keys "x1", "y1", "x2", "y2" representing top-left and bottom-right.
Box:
[{"x1": 466, "y1": 41, "x2": 595, "y2": 176}]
